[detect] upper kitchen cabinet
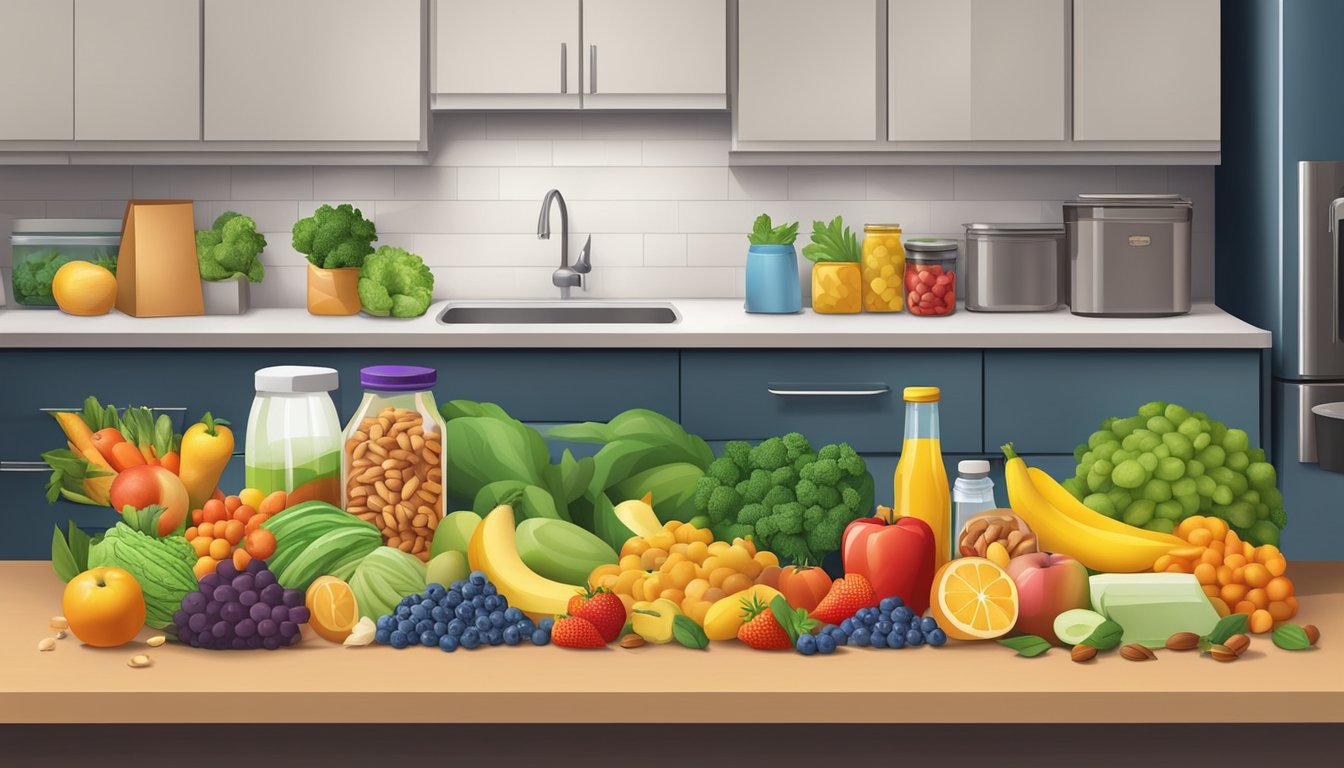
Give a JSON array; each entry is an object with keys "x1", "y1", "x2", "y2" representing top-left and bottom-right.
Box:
[
  {"x1": 0, "y1": 0, "x2": 73, "y2": 141},
  {"x1": 74, "y1": 0, "x2": 200, "y2": 141},
  {"x1": 889, "y1": 0, "x2": 1066, "y2": 141},
  {"x1": 581, "y1": 0, "x2": 726, "y2": 109},
  {"x1": 737, "y1": 0, "x2": 877, "y2": 141},
  {"x1": 432, "y1": 0, "x2": 581, "y2": 109},
  {"x1": 204, "y1": 0, "x2": 423, "y2": 144},
  {"x1": 1073, "y1": 0, "x2": 1220, "y2": 141}
]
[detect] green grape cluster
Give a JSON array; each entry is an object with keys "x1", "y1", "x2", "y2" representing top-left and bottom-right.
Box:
[{"x1": 1063, "y1": 401, "x2": 1286, "y2": 546}]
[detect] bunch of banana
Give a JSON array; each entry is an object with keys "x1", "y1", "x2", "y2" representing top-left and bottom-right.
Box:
[
  {"x1": 1001, "y1": 444, "x2": 1201, "y2": 572},
  {"x1": 468, "y1": 503, "x2": 579, "y2": 618}
]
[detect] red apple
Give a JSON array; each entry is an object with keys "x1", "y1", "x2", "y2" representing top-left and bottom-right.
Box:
[
  {"x1": 109, "y1": 464, "x2": 189, "y2": 536},
  {"x1": 1005, "y1": 552, "x2": 1090, "y2": 645}
]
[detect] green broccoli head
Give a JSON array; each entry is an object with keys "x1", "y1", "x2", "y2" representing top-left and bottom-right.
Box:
[
  {"x1": 292, "y1": 203, "x2": 377, "y2": 269},
  {"x1": 12, "y1": 250, "x2": 70, "y2": 305},
  {"x1": 767, "y1": 533, "x2": 811, "y2": 566},
  {"x1": 795, "y1": 478, "x2": 820, "y2": 507},
  {"x1": 737, "y1": 502, "x2": 768, "y2": 527},
  {"x1": 706, "y1": 484, "x2": 743, "y2": 524},
  {"x1": 782, "y1": 432, "x2": 811, "y2": 461},
  {"x1": 817, "y1": 444, "x2": 841, "y2": 461},
  {"x1": 1269, "y1": 507, "x2": 1287, "y2": 529},
  {"x1": 833, "y1": 443, "x2": 866, "y2": 478},
  {"x1": 722, "y1": 440, "x2": 752, "y2": 471},
  {"x1": 693, "y1": 475, "x2": 721, "y2": 512},
  {"x1": 748, "y1": 437, "x2": 790, "y2": 471},
  {"x1": 736, "y1": 469, "x2": 773, "y2": 504},
  {"x1": 800, "y1": 458, "x2": 841, "y2": 486},
  {"x1": 793, "y1": 452, "x2": 817, "y2": 473},
  {"x1": 706, "y1": 457, "x2": 741, "y2": 487},
  {"x1": 770, "y1": 466, "x2": 798, "y2": 488},
  {"x1": 761, "y1": 484, "x2": 794, "y2": 509},
  {"x1": 196, "y1": 211, "x2": 267, "y2": 283},
  {"x1": 357, "y1": 246, "x2": 434, "y2": 318}
]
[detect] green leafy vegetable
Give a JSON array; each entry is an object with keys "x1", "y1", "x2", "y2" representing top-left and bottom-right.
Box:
[
  {"x1": 292, "y1": 203, "x2": 377, "y2": 269},
  {"x1": 801, "y1": 216, "x2": 860, "y2": 263},
  {"x1": 997, "y1": 635, "x2": 1052, "y2": 657},
  {"x1": 41, "y1": 448, "x2": 113, "y2": 506},
  {"x1": 1271, "y1": 624, "x2": 1316, "y2": 651},
  {"x1": 51, "y1": 522, "x2": 95, "y2": 583},
  {"x1": 1203, "y1": 613, "x2": 1249, "y2": 645},
  {"x1": 119, "y1": 505, "x2": 167, "y2": 538},
  {"x1": 12, "y1": 250, "x2": 70, "y2": 305},
  {"x1": 196, "y1": 211, "x2": 267, "y2": 283},
  {"x1": 357, "y1": 245, "x2": 434, "y2": 318},
  {"x1": 349, "y1": 546, "x2": 428, "y2": 620},
  {"x1": 672, "y1": 614, "x2": 710, "y2": 649},
  {"x1": 747, "y1": 213, "x2": 799, "y2": 246},
  {"x1": 87, "y1": 523, "x2": 197, "y2": 630},
  {"x1": 769, "y1": 594, "x2": 817, "y2": 645},
  {"x1": 1081, "y1": 620, "x2": 1124, "y2": 651}
]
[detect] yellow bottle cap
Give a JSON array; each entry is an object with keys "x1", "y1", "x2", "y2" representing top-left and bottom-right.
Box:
[{"x1": 903, "y1": 386, "x2": 941, "y2": 402}]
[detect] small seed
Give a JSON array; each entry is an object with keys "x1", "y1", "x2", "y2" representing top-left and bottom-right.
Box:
[
  {"x1": 128, "y1": 654, "x2": 151, "y2": 668},
  {"x1": 1208, "y1": 644, "x2": 1239, "y2": 662},
  {"x1": 49, "y1": 616, "x2": 68, "y2": 630},
  {"x1": 37, "y1": 637, "x2": 56, "y2": 652},
  {"x1": 1303, "y1": 625, "x2": 1321, "y2": 645},
  {"x1": 1070, "y1": 644, "x2": 1097, "y2": 663},
  {"x1": 146, "y1": 636, "x2": 166, "y2": 648},
  {"x1": 1165, "y1": 632, "x2": 1202, "y2": 651},
  {"x1": 55, "y1": 629, "x2": 68, "y2": 640},
  {"x1": 619, "y1": 634, "x2": 646, "y2": 649},
  {"x1": 1120, "y1": 644, "x2": 1157, "y2": 661},
  {"x1": 1223, "y1": 633, "x2": 1251, "y2": 657}
]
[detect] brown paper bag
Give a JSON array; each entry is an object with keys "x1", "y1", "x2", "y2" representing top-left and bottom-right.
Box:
[
  {"x1": 116, "y1": 200, "x2": 204, "y2": 317},
  {"x1": 306, "y1": 262, "x2": 362, "y2": 315}
]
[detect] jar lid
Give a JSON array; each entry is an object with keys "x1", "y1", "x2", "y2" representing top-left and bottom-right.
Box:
[
  {"x1": 255, "y1": 366, "x2": 339, "y2": 394},
  {"x1": 904, "y1": 237, "x2": 959, "y2": 252},
  {"x1": 903, "y1": 386, "x2": 940, "y2": 403},
  {"x1": 958, "y1": 459, "x2": 991, "y2": 477},
  {"x1": 11, "y1": 218, "x2": 122, "y2": 234},
  {"x1": 864, "y1": 223, "x2": 902, "y2": 232},
  {"x1": 360, "y1": 365, "x2": 437, "y2": 392}
]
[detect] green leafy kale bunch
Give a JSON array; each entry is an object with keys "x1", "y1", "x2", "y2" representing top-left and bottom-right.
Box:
[
  {"x1": 292, "y1": 203, "x2": 377, "y2": 269},
  {"x1": 693, "y1": 432, "x2": 874, "y2": 565},
  {"x1": 358, "y1": 246, "x2": 434, "y2": 318},
  {"x1": 747, "y1": 213, "x2": 799, "y2": 246},
  {"x1": 802, "y1": 215, "x2": 861, "y2": 263},
  {"x1": 13, "y1": 249, "x2": 71, "y2": 305},
  {"x1": 195, "y1": 211, "x2": 266, "y2": 282}
]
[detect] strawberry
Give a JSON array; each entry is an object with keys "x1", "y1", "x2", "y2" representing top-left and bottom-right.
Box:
[
  {"x1": 550, "y1": 615, "x2": 608, "y2": 649},
  {"x1": 567, "y1": 587, "x2": 626, "y2": 643},
  {"x1": 809, "y1": 573, "x2": 879, "y2": 625},
  {"x1": 737, "y1": 595, "x2": 817, "y2": 651}
]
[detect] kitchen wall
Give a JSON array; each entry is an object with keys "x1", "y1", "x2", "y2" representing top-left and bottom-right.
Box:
[{"x1": 0, "y1": 113, "x2": 1215, "y2": 307}]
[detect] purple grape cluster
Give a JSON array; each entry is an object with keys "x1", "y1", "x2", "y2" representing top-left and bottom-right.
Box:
[{"x1": 173, "y1": 558, "x2": 310, "y2": 650}]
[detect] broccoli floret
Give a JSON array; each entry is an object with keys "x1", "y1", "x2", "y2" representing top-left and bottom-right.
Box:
[
  {"x1": 706, "y1": 458, "x2": 741, "y2": 487},
  {"x1": 292, "y1": 203, "x2": 377, "y2": 269},
  {"x1": 693, "y1": 476, "x2": 720, "y2": 512},
  {"x1": 802, "y1": 504, "x2": 824, "y2": 528},
  {"x1": 358, "y1": 246, "x2": 434, "y2": 318},
  {"x1": 841, "y1": 485, "x2": 862, "y2": 511},
  {"x1": 707, "y1": 485, "x2": 742, "y2": 523},
  {"x1": 748, "y1": 437, "x2": 790, "y2": 471},
  {"x1": 782, "y1": 432, "x2": 811, "y2": 461},
  {"x1": 196, "y1": 211, "x2": 267, "y2": 283},
  {"x1": 768, "y1": 533, "x2": 810, "y2": 566},
  {"x1": 713, "y1": 523, "x2": 756, "y2": 544},
  {"x1": 761, "y1": 484, "x2": 794, "y2": 509},
  {"x1": 770, "y1": 466, "x2": 798, "y2": 488},
  {"x1": 13, "y1": 250, "x2": 69, "y2": 305},
  {"x1": 834, "y1": 444, "x2": 866, "y2": 477},
  {"x1": 793, "y1": 452, "x2": 817, "y2": 473},
  {"x1": 801, "y1": 458, "x2": 841, "y2": 486},
  {"x1": 1270, "y1": 507, "x2": 1288, "y2": 528},
  {"x1": 815, "y1": 485, "x2": 841, "y2": 509},
  {"x1": 817, "y1": 444, "x2": 841, "y2": 461},
  {"x1": 795, "y1": 478, "x2": 819, "y2": 507},
  {"x1": 806, "y1": 515, "x2": 846, "y2": 559},
  {"x1": 737, "y1": 503, "x2": 768, "y2": 527},
  {"x1": 722, "y1": 441, "x2": 753, "y2": 472},
  {"x1": 738, "y1": 469, "x2": 773, "y2": 504}
]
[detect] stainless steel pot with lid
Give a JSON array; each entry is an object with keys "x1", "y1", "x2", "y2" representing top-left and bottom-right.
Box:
[
  {"x1": 963, "y1": 223, "x2": 1065, "y2": 312},
  {"x1": 1064, "y1": 194, "x2": 1193, "y2": 317}
]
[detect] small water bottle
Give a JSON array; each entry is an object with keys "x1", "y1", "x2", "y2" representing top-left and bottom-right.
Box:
[{"x1": 953, "y1": 460, "x2": 998, "y2": 540}]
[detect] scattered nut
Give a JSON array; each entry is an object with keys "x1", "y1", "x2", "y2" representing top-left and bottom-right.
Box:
[
  {"x1": 37, "y1": 637, "x2": 56, "y2": 652},
  {"x1": 1165, "y1": 632, "x2": 1202, "y2": 651},
  {"x1": 146, "y1": 636, "x2": 166, "y2": 648},
  {"x1": 957, "y1": 510, "x2": 1038, "y2": 560},
  {"x1": 619, "y1": 633, "x2": 646, "y2": 649},
  {"x1": 1070, "y1": 644, "x2": 1098, "y2": 663},
  {"x1": 55, "y1": 630, "x2": 68, "y2": 640},
  {"x1": 127, "y1": 654, "x2": 152, "y2": 668},
  {"x1": 1303, "y1": 625, "x2": 1321, "y2": 645},
  {"x1": 49, "y1": 616, "x2": 68, "y2": 630},
  {"x1": 1120, "y1": 644, "x2": 1157, "y2": 661},
  {"x1": 1223, "y1": 633, "x2": 1251, "y2": 657},
  {"x1": 1208, "y1": 644, "x2": 1239, "y2": 662}
]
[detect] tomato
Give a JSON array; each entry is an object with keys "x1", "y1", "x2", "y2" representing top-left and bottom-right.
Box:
[{"x1": 777, "y1": 565, "x2": 832, "y2": 613}]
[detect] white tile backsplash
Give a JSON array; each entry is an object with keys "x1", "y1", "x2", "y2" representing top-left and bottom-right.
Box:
[{"x1": 0, "y1": 114, "x2": 1217, "y2": 305}]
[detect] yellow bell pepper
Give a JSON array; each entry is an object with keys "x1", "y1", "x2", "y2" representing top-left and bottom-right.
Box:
[{"x1": 631, "y1": 598, "x2": 681, "y2": 644}]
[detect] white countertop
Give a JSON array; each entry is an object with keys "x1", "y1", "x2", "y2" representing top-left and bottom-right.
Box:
[{"x1": 0, "y1": 300, "x2": 1270, "y2": 349}]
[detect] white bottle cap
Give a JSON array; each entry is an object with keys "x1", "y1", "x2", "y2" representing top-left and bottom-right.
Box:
[
  {"x1": 958, "y1": 459, "x2": 991, "y2": 478},
  {"x1": 255, "y1": 366, "x2": 339, "y2": 394}
]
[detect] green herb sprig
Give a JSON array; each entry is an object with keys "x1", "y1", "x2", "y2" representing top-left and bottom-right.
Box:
[
  {"x1": 747, "y1": 214, "x2": 799, "y2": 246},
  {"x1": 801, "y1": 216, "x2": 861, "y2": 263}
]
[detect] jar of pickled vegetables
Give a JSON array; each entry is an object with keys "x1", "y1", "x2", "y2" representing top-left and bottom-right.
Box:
[
  {"x1": 811, "y1": 262, "x2": 862, "y2": 314},
  {"x1": 861, "y1": 224, "x2": 905, "y2": 312},
  {"x1": 904, "y1": 238, "x2": 959, "y2": 317}
]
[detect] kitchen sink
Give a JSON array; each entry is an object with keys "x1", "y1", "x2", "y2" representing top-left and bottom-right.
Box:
[{"x1": 438, "y1": 302, "x2": 679, "y2": 325}]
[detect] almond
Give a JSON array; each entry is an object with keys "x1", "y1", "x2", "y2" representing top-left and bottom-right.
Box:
[
  {"x1": 49, "y1": 616, "x2": 68, "y2": 631},
  {"x1": 619, "y1": 633, "x2": 645, "y2": 649},
  {"x1": 1208, "y1": 644, "x2": 1239, "y2": 662},
  {"x1": 146, "y1": 636, "x2": 167, "y2": 648},
  {"x1": 1165, "y1": 632, "x2": 1202, "y2": 651},
  {"x1": 37, "y1": 637, "x2": 55, "y2": 652},
  {"x1": 1120, "y1": 643, "x2": 1157, "y2": 661},
  {"x1": 1070, "y1": 644, "x2": 1098, "y2": 663},
  {"x1": 1223, "y1": 633, "x2": 1251, "y2": 657},
  {"x1": 127, "y1": 654, "x2": 152, "y2": 668}
]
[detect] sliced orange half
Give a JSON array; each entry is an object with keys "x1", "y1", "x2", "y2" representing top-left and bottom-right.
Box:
[
  {"x1": 306, "y1": 575, "x2": 360, "y2": 644},
  {"x1": 929, "y1": 557, "x2": 1019, "y2": 641}
]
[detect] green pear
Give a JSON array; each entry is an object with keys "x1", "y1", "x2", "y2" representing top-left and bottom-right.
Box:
[
  {"x1": 429, "y1": 510, "x2": 482, "y2": 559},
  {"x1": 426, "y1": 550, "x2": 470, "y2": 589}
]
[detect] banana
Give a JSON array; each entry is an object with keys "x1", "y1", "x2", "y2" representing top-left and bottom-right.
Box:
[
  {"x1": 613, "y1": 493, "x2": 663, "y2": 539},
  {"x1": 468, "y1": 504, "x2": 579, "y2": 618},
  {"x1": 1026, "y1": 466, "x2": 1191, "y2": 547},
  {"x1": 1001, "y1": 444, "x2": 1190, "y2": 572}
]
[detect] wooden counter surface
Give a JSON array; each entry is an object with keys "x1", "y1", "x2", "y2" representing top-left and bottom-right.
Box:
[{"x1": 2, "y1": 561, "x2": 1340, "y2": 724}]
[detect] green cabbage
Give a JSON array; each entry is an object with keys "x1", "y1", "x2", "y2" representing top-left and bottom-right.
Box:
[
  {"x1": 349, "y1": 546, "x2": 427, "y2": 620},
  {"x1": 87, "y1": 523, "x2": 197, "y2": 630},
  {"x1": 357, "y1": 245, "x2": 434, "y2": 318}
]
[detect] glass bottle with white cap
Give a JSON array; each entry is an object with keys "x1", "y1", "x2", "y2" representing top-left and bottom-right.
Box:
[
  {"x1": 953, "y1": 459, "x2": 998, "y2": 539},
  {"x1": 245, "y1": 366, "x2": 342, "y2": 506}
]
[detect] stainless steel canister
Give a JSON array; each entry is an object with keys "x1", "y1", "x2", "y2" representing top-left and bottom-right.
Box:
[
  {"x1": 963, "y1": 223, "x2": 1065, "y2": 312},
  {"x1": 1063, "y1": 193, "x2": 1193, "y2": 317}
]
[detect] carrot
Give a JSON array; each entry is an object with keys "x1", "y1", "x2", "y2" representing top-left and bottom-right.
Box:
[
  {"x1": 90, "y1": 427, "x2": 126, "y2": 469},
  {"x1": 158, "y1": 450, "x2": 179, "y2": 474},
  {"x1": 138, "y1": 442, "x2": 156, "y2": 465},
  {"x1": 110, "y1": 441, "x2": 146, "y2": 471},
  {"x1": 258, "y1": 490, "x2": 289, "y2": 517},
  {"x1": 179, "y1": 413, "x2": 234, "y2": 511}
]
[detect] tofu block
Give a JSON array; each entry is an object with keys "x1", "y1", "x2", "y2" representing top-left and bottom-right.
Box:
[{"x1": 1089, "y1": 573, "x2": 1222, "y2": 648}]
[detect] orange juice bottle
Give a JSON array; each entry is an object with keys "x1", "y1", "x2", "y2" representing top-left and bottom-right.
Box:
[{"x1": 893, "y1": 386, "x2": 952, "y2": 569}]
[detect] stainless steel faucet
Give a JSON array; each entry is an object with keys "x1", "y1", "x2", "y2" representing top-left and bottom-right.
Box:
[{"x1": 537, "y1": 189, "x2": 591, "y2": 300}]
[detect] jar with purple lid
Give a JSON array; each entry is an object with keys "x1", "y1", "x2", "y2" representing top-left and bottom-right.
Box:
[{"x1": 341, "y1": 365, "x2": 448, "y2": 563}]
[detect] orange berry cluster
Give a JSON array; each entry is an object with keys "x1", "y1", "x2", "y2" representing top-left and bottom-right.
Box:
[{"x1": 185, "y1": 495, "x2": 279, "y2": 579}]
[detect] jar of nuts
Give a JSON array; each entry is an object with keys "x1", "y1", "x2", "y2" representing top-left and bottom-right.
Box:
[{"x1": 343, "y1": 366, "x2": 447, "y2": 562}]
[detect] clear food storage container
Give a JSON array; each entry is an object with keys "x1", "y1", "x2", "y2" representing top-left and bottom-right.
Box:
[
  {"x1": 7, "y1": 219, "x2": 120, "y2": 308},
  {"x1": 904, "y1": 238, "x2": 959, "y2": 316},
  {"x1": 860, "y1": 224, "x2": 905, "y2": 312},
  {"x1": 342, "y1": 366, "x2": 447, "y2": 562},
  {"x1": 246, "y1": 366, "x2": 343, "y2": 506}
]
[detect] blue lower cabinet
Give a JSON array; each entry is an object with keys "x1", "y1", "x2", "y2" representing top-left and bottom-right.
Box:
[
  {"x1": 1273, "y1": 382, "x2": 1344, "y2": 560},
  {"x1": 0, "y1": 463, "x2": 120, "y2": 560}
]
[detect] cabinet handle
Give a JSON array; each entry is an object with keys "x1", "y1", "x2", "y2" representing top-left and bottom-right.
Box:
[
  {"x1": 560, "y1": 42, "x2": 567, "y2": 94},
  {"x1": 0, "y1": 461, "x2": 50, "y2": 473},
  {"x1": 766, "y1": 384, "x2": 890, "y2": 397},
  {"x1": 39, "y1": 407, "x2": 186, "y2": 414},
  {"x1": 589, "y1": 44, "x2": 597, "y2": 94}
]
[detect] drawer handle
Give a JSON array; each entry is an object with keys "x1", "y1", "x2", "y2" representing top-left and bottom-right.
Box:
[
  {"x1": 767, "y1": 384, "x2": 890, "y2": 397},
  {"x1": 40, "y1": 407, "x2": 187, "y2": 413},
  {"x1": 0, "y1": 461, "x2": 51, "y2": 473}
]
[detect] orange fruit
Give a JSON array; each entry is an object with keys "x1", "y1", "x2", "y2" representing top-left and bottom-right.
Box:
[
  {"x1": 305, "y1": 576, "x2": 360, "y2": 643},
  {"x1": 62, "y1": 567, "x2": 146, "y2": 647},
  {"x1": 929, "y1": 557, "x2": 1019, "y2": 641}
]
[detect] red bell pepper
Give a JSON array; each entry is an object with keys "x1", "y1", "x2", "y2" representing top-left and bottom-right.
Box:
[{"x1": 841, "y1": 515, "x2": 936, "y2": 615}]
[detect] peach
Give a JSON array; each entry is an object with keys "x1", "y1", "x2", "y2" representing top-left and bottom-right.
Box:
[
  {"x1": 1005, "y1": 552, "x2": 1091, "y2": 645},
  {"x1": 109, "y1": 464, "x2": 189, "y2": 537}
]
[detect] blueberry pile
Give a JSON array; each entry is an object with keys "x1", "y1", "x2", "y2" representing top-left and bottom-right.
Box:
[
  {"x1": 797, "y1": 596, "x2": 947, "y2": 655},
  {"x1": 374, "y1": 571, "x2": 553, "y2": 651},
  {"x1": 173, "y1": 559, "x2": 309, "y2": 650}
]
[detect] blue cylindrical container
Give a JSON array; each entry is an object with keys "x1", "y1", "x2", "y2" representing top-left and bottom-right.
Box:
[{"x1": 744, "y1": 244, "x2": 802, "y2": 314}]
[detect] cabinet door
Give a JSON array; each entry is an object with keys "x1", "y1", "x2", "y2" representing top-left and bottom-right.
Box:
[
  {"x1": 0, "y1": 0, "x2": 73, "y2": 140},
  {"x1": 1074, "y1": 0, "x2": 1220, "y2": 141},
  {"x1": 432, "y1": 0, "x2": 579, "y2": 109},
  {"x1": 889, "y1": 0, "x2": 1065, "y2": 141},
  {"x1": 737, "y1": 0, "x2": 877, "y2": 142},
  {"x1": 74, "y1": 0, "x2": 200, "y2": 141},
  {"x1": 582, "y1": 0, "x2": 725, "y2": 109},
  {"x1": 204, "y1": 0, "x2": 422, "y2": 142}
]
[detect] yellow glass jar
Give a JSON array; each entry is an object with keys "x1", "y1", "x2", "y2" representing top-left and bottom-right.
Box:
[
  {"x1": 861, "y1": 224, "x2": 906, "y2": 312},
  {"x1": 811, "y1": 262, "x2": 862, "y2": 314}
]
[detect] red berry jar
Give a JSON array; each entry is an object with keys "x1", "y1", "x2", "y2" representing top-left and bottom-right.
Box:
[{"x1": 903, "y1": 238, "x2": 959, "y2": 317}]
